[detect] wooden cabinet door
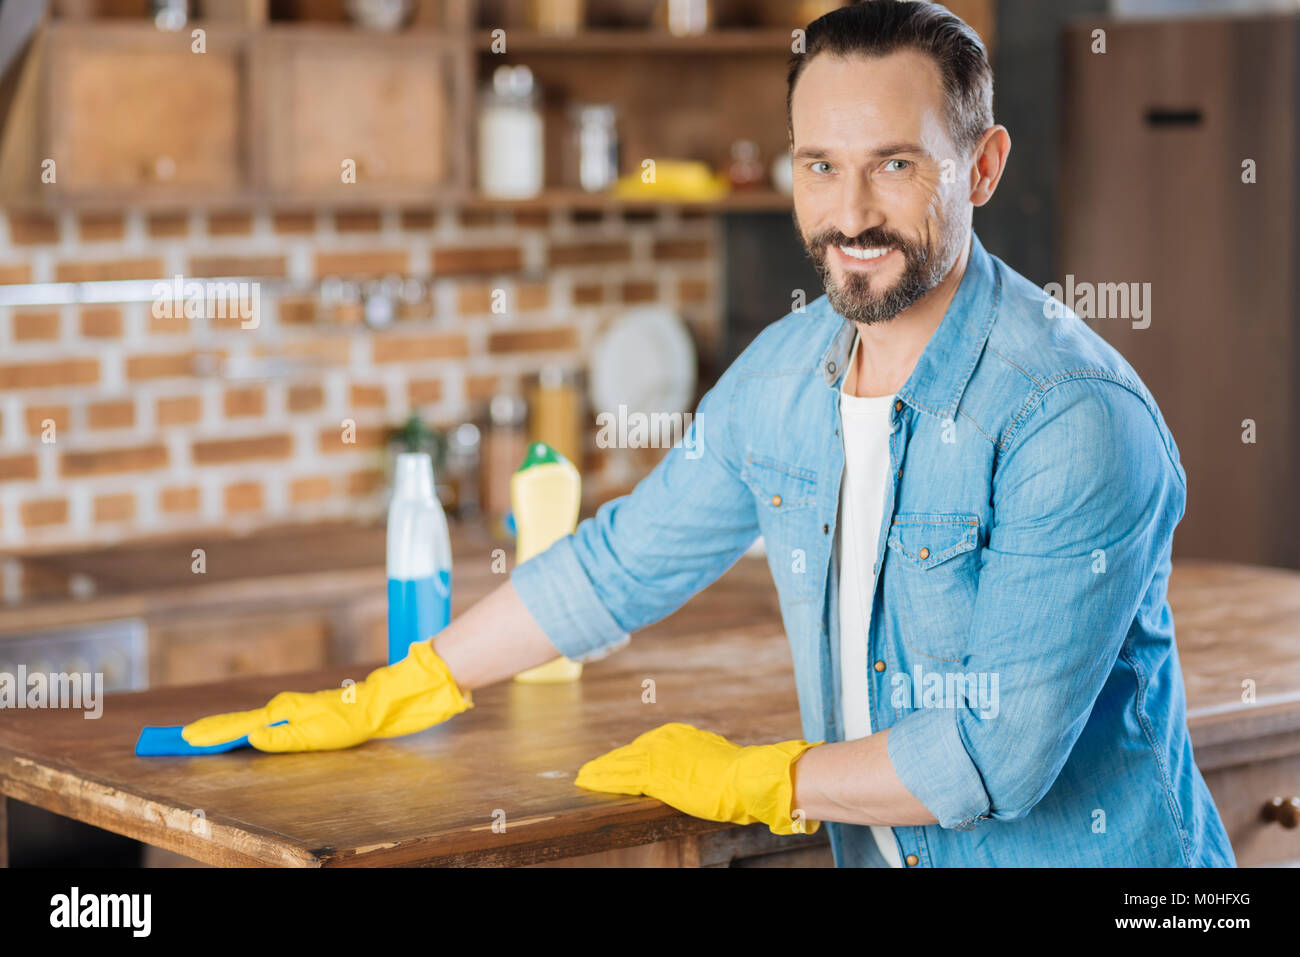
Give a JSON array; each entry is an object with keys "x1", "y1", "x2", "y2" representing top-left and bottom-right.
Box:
[
  {"x1": 149, "y1": 611, "x2": 331, "y2": 687},
  {"x1": 1202, "y1": 754, "x2": 1300, "y2": 867},
  {"x1": 1059, "y1": 17, "x2": 1299, "y2": 568},
  {"x1": 47, "y1": 25, "x2": 248, "y2": 200},
  {"x1": 256, "y1": 29, "x2": 464, "y2": 199}
]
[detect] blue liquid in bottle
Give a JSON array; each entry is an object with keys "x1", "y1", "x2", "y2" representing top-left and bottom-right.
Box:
[
  {"x1": 387, "y1": 570, "x2": 452, "y2": 664},
  {"x1": 387, "y1": 452, "x2": 453, "y2": 664}
]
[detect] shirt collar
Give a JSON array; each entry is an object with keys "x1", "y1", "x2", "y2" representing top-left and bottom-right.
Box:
[{"x1": 817, "y1": 232, "x2": 1001, "y2": 421}]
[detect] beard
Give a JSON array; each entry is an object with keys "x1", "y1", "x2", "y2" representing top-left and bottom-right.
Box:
[{"x1": 795, "y1": 212, "x2": 960, "y2": 326}]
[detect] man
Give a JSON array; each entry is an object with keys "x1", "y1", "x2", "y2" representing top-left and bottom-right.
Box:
[{"x1": 186, "y1": 1, "x2": 1235, "y2": 867}]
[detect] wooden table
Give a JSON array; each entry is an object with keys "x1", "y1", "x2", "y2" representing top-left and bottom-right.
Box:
[
  {"x1": 2, "y1": 558, "x2": 1298, "y2": 867},
  {"x1": 0, "y1": 555, "x2": 830, "y2": 867}
]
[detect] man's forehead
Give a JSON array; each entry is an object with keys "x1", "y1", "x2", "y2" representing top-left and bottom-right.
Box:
[{"x1": 791, "y1": 50, "x2": 948, "y2": 148}]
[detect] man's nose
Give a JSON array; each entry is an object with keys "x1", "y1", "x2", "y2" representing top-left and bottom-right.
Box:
[{"x1": 832, "y1": 173, "x2": 885, "y2": 242}]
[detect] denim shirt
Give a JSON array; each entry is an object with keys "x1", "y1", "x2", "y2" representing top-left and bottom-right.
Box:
[{"x1": 512, "y1": 233, "x2": 1235, "y2": 867}]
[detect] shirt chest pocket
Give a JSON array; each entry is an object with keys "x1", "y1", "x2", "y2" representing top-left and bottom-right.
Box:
[
  {"x1": 741, "y1": 455, "x2": 820, "y2": 604},
  {"x1": 883, "y1": 513, "x2": 980, "y2": 660}
]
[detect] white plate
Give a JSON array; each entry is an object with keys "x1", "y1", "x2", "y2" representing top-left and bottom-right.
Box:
[{"x1": 588, "y1": 306, "x2": 697, "y2": 419}]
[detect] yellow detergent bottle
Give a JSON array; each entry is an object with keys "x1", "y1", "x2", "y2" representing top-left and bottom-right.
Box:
[{"x1": 512, "y1": 441, "x2": 584, "y2": 683}]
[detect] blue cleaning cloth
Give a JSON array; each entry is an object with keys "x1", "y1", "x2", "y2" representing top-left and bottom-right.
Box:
[{"x1": 135, "y1": 720, "x2": 290, "y2": 756}]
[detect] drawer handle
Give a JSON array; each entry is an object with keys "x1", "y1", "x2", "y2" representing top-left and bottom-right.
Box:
[
  {"x1": 1261, "y1": 796, "x2": 1300, "y2": 829},
  {"x1": 1144, "y1": 107, "x2": 1203, "y2": 128}
]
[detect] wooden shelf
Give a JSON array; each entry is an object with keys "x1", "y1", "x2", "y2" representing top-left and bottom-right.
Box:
[
  {"x1": 462, "y1": 188, "x2": 792, "y2": 211},
  {"x1": 34, "y1": 22, "x2": 794, "y2": 56},
  {"x1": 475, "y1": 29, "x2": 798, "y2": 55},
  {"x1": 40, "y1": 19, "x2": 469, "y2": 47},
  {"x1": 2, "y1": 19, "x2": 796, "y2": 211}
]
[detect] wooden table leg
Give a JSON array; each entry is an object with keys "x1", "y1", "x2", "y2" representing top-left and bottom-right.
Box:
[{"x1": 0, "y1": 795, "x2": 9, "y2": 868}]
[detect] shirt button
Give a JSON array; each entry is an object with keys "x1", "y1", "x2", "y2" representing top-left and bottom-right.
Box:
[
  {"x1": 771, "y1": 495, "x2": 782, "y2": 507},
  {"x1": 919, "y1": 547, "x2": 930, "y2": 560},
  {"x1": 905, "y1": 854, "x2": 919, "y2": 866},
  {"x1": 826, "y1": 361, "x2": 837, "y2": 375},
  {"x1": 873, "y1": 660, "x2": 885, "y2": 672},
  {"x1": 894, "y1": 400, "x2": 903, "y2": 412}
]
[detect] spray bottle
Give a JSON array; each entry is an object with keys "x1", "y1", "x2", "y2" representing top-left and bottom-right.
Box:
[{"x1": 387, "y1": 452, "x2": 453, "y2": 664}]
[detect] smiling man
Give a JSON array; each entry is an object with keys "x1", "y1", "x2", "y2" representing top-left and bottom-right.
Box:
[{"x1": 184, "y1": 1, "x2": 1234, "y2": 867}]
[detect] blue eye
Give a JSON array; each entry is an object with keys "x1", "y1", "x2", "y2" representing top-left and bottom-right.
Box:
[
  {"x1": 885, "y1": 159, "x2": 911, "y2": 171},
  {"x1": 811, "y1": 161, "x2": 833, "y2": 174}
]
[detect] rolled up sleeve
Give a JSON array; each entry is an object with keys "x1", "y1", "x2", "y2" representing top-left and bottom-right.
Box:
[
  {"x1": 510, "y1": 345, "x2": 763, "y2": 663},
  {"x1": 886, "y1": 376, "x2": 1185, "y2": 827},
  {"x1": 888, "y1": 706, "x2": 992, "y2": 829},
  {"x1": 511, "y1": 535, "x2": 630, "y2": 662}
]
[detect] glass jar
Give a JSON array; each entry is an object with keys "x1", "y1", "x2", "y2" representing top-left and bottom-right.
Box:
[
  {"x1": 526, "y1": 366, "x2": 583, "y2": 467},
  {"x1": 530, "y1": 0, "x2": 585, "y2": 34},
  {"x1": 478, "y1": 66, "x2": 545, "y2": 199},
  {"x1": 481, "y1": 391, "x2": 529, "y2": 538},
  {"x1": 567, "y1": 104, "x2": 619, "y2": 193},
  {"x1": 664, "y1": 0, "x2": 710, "y2": 36},
  {"x1": 727, "y1": 139, "x2": 764, "y2": 190}
]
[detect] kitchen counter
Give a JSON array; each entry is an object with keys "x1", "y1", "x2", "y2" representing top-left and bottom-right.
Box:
[
  {"x1": 2, "y1": 521, "x2": 422, "y2": 634},
  {"x1": 0, "y1": 521, "x2": 506, "y2": 692},
  {"x1": 1, "y1": 533, "x2": 1299, "y2": 866}
]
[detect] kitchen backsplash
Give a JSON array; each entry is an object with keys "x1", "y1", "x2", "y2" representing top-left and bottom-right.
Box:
[{"x1": 0, "y1": 204, "x2": 722, "y2": 552}]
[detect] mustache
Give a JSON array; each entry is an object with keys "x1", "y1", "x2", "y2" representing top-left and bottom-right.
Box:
[{"x1": 808, "y1": 226, "x2": 921, "y2": 257}]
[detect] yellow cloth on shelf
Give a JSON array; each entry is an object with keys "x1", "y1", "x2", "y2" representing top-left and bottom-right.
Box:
[{"x1": 611, "y1": 161, "x2": 731, "y2": 201}]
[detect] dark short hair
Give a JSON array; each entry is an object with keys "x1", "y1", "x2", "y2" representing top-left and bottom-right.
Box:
[{"x1": 787, "y1": 1, "x2": 994, "y2": 155}]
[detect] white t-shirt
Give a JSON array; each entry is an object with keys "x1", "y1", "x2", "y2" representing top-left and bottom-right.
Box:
[{"x1": 837, "y1": 331, "x2": 903, "y2": 868}]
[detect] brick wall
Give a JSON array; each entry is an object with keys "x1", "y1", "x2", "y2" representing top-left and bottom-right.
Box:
[{"x1": 0, "y1": 205, "x2": 722, "y2": 551}]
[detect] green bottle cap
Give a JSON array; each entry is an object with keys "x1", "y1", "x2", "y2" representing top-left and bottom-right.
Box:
[{"x1": 516, "y1": 441, "x2": 571, "y2": 473}]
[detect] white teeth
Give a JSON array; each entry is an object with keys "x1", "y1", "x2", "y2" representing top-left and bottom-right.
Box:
[{"x1": 838, "y1": 245, "x2": 891, "y2": 261}]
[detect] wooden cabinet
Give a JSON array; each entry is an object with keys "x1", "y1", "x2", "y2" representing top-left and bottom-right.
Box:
[
  {"x1": 1175, "y1": 561, "x2": 1300, "y2": 867},
  {"x1": 1, "y1": 24, "x2": 251, "y2": 206},
  {"x1": 254, "y1": 29, "x2": 467, "y2": 200},
  {"x1": 1059, "y1": 16, "x2": 1300, "y2": 569},
  {"x1": 53, "y1": 27, "x2": 247, "y2": 197},
  {"x1": 0, "y1": 22, "x2": 470, "y2": 208},
  {"x1": 1, "y1": 523, "x2": 508, "y2": 691},
  {"x1": 149, "y1": 610, "x2": 332, "y2": 686},
  {"x1": 1201, "y1": 754, "x2": 1300, "y2": 867},
  {"x1": 331, "y1": 593, "x2": 391, "y2": 666}
]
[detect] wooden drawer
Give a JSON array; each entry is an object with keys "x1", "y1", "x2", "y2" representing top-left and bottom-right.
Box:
[
  {"x1": 1202, "y1": 751, "x2": 1300, "y2": 867},
  {"x1": 530, "y1": 825, "x2": 832, "y2": 868},
  {"x1": 149, "y1": 612, "x2": 330, "y2": 687}
]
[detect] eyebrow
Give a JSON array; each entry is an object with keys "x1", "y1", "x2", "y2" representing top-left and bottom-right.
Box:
[{"x1": 793, "y1": 142, "x2": 932, "y2": 161}]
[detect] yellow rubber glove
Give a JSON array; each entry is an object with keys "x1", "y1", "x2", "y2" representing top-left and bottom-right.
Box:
[
  {"x1": 575, "y1": 722, "x2": 823, "y2": 835},
  {"x1": 181, "y1": 640, "x2": 472, "y2": 753}
]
